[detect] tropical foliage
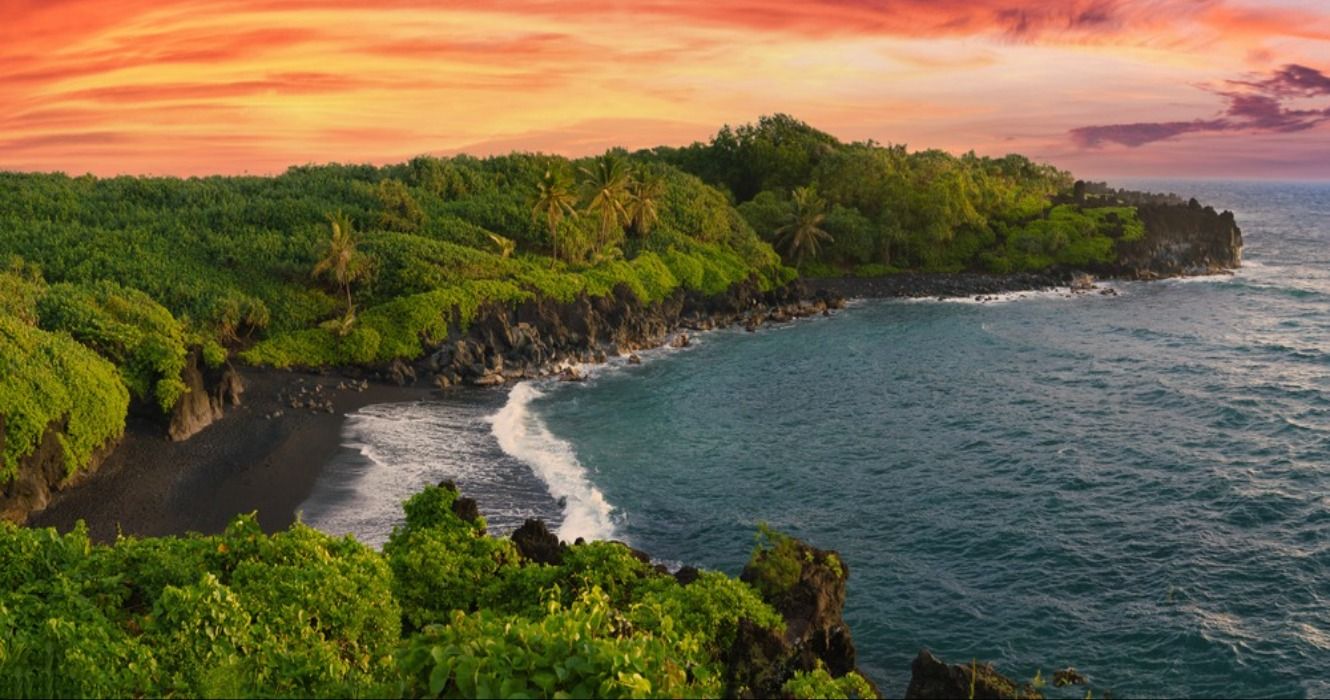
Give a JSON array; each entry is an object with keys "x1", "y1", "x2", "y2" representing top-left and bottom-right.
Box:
[
  {"x1": 0, "y1": 483, "x2": 876, "y2": 699},
  {"x1": 0, "y1": 115, "x2": 1143, "y2": 489},
  {"x1": 647, "y1": 114, "x2": 1143, "y2": 274}
]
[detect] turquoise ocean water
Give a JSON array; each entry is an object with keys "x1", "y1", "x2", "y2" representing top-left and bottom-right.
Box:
[{"x1": 303, "y1": 181, "x2": 1330, "y2": 697}]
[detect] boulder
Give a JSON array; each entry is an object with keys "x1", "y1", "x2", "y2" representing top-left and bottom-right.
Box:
[
  {"x1": 904, "y1": 650, "x2": 1039, "y2": 700},
  {"x1": 674, "y1": 565, "x2": 700, "y2": 586},
  {"x1": 472, "y1": 372, "x2": 505, "y2": 387},
  {"x1": 511, "y1": 518, "x2": 565, "y2": 565},
  {"x1": 1053, "y1": 667, "x2": 1088, "y2": 687},
  {"x1": 1069, "y1": 273, "x2": 1096, "y2": 292},
  {"x1": 386, "y1": 358, "x2": 416, "y2": 386},
  {"x1": 450, "y1": 495, "x2": 483, "y2": 530}
]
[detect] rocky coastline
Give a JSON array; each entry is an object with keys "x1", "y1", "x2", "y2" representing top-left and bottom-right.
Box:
[{"x1": 20, "y1": 277, "x2": 845, "y2": 533}]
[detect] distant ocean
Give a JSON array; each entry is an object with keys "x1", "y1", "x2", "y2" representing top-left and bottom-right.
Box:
[{"x1": 301, "y1": 180, "x2": 1330, "y2": 698}]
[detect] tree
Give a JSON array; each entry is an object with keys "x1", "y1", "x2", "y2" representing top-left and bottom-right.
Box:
[
  {"x1": 312, "y1": 211, "x2": 372, "y2": 323},
  {"x1": 625, "y1": 167, "x2": 666, "y2": 237},
  {"x1": 530, "y1": 169, "x2": 578, "y2": 262},
  {"x1": 376, "y1": 178, "x2": 424, "y2": 232},
  {"x1": 775, "y1": 186, "x2": 832, "y2": 267},
  {"x1": 579, "y1": 154, "x2": 630, "y2": 251}
]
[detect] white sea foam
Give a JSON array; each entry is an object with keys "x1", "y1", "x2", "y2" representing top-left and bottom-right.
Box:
[
  {"x1": 903, "y1": 285, "x2": 1125, "y2": 305},
  {"x1": 489, "y1": 382, "x2": 619, "y2": 542}
]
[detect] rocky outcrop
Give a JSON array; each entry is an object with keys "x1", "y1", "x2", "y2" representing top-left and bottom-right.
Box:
[
  {"x1": 1112, "y1": 198, "x2": 1243, "y2": 278},
  {"x1": 904, "y1": 650, "x2": 1040, "y2": 700},
  {"x1": 168, "y1": 350, "x2": 245, "y2": 441},
  {"x1": 727, "y1": 536, "x2": 879, "y2": 698},
  {"x1": 414, "y1": 279, "x2": 842, "y2": 388},
  {"x1": 511, "y1": 518, "x2": 565, "y2": 565},
  {"x1": 0, "y1": 415, "x2": 117, "y2": 523}
]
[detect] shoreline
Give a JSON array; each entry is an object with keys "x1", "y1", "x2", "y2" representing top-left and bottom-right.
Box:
[
  {"x1": 27, "y1": 267, "x2": 1196, "y2": 542},
  {"x1": 805, "y1": 270, "x2": 1073, "y2": 299},
  {"x1": 31, "y1": 282, "x2": 841, "y2": 541},
  {"x1": 31, "y1": 369, "x2": 436, "y2": 541}
]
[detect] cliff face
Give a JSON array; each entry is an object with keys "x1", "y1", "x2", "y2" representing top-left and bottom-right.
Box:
[
  {"x1": 0, "y1": 351, "x2": 244, "y2": 523},
  {"x1": 166, "y1": 350, "x2": 245, "y2": 442},
  {"x1": 406, "y1": 280, "x2": 843, "y2": 389},
  {"x1": 1113, "y1": 199, "x2": 1243, "y2": 278},
  {"x1": 0, "y1": 415, "x2": 118, "y2": 523},
  {"x1": 729, "y1": 536, "x2": 878, "y2": 698}
]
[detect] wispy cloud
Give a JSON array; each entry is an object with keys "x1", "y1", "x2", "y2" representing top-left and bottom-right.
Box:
[
  {"x1": 3, "y1": 0, "x2": 1330, "y2": 177},
  {"x1": 1070, "y1": 64, "x2": 1330, "y2": 148}
]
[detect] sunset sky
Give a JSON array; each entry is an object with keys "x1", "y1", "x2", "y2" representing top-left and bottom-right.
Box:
[{"x1": 4, "y1": 0, "x2": 1330, "y2": 179}]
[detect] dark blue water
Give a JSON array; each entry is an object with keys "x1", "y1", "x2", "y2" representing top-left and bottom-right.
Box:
[{"x1": 526, "y1": 181, "x2": 1330, "y2": 698}]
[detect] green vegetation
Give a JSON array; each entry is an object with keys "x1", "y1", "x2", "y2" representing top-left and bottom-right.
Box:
[
  {"x1": 646, "y1": 114, "x2": 1144, "y2": 274},
  {"x1": 0, "y1": 117, "x2": 1142, "y2": 696},
  {"x1": 0, "y1": 115, "x2": 1142, "y2": 495},
  {"x1": 0, "y1": 148, "x2": 787, "y2": 482},
  {"x1": 0, "y1": 312, "x2": 128, "y2": 484},
  {"x1": 0, "y1": 484, "x2": 875, "y2": 698}
]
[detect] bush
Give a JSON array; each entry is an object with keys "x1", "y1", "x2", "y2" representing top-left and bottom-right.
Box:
[
  {"x1": 36, "y1": 281, "x2": 188, "y2": 413},
  {"x1": 0, "y1": 315, "x2": 128, "y2": 484}
]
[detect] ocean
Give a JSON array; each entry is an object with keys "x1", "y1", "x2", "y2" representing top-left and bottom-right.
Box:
[{"x1": 300, "y1": 180, "x2": 1330, "y2": 698}]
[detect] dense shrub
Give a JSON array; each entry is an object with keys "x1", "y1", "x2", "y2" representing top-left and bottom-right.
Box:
[
  {"x1": 0, "y1": 518, "x2": 400, "y2": 698},
  {"x1": 36, "y1": 281, "x2": 188, "y2": 412},
  {"x1": 0, "y1": 483, "x2": 864, "y2": 698},
  {"x1": 0, "y1": 314, "x2": 128, "y2": 483}
]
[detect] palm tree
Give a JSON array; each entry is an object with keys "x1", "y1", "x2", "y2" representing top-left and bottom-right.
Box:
[
  {"x1": 312, "y1": 211, "x2": 372, "y2": 316},
  {"x1": 579, "y1": 154, "x2": 630, "y2": 250},
  {"x1": 625, "y1": 167, "x2": 666, "y2": 237},
  {"x1": 776, "y1": 186, "x2": 833, "y2": 267},
  {"x1": 531, "y1": 169, "x2": 578, "y2": 262},
  {"x1": 486, "y1": 232, "x2": 517, "y2": 259}
]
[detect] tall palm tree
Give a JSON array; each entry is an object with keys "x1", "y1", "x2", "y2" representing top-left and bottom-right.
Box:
[
  {"x1": 312, "y1": 211, "x2": 372, "y2": 316},
  {"x1": 776, "y1": 186, "x2": 833, "y2": 267},
  {"x1": 625, "y1": 167, "x2": 666, "y2": 237},
  {"x1": 531, "y1": 169, "x2": 578, "y2": 263},
  {"x1": 579, "y1": 154, "x2": 630, "y2": 250}
]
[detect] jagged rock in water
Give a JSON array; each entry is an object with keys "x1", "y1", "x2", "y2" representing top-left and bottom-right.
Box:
[
  {"x1": 511, "y1": 518, "x2": 565, "y2": 565},
  {"x1": 1053, "y1": 667, "x2": 1088, "y2": 687},
  {"x1": 904, "y1": 650, "x2": 1040, "y2": 700},
  {"x1": 1116, "y1": 202, "x2": 1243, "y2": 276}
]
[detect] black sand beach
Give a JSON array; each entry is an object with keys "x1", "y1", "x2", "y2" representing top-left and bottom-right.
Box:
[{"x1": 31, "y1": 370, "x2": 434, "y2": 541}]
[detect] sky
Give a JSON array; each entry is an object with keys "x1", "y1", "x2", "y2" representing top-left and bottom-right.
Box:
[{"x1": 3, "y1": 0, "x2": 1330, "y2": 179}]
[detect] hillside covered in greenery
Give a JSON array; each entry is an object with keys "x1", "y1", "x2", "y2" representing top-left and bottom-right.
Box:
[
  {"x1": 0, "y1": 115, "x2": 1157, "y2": 492},
  {"x1": 646, "y1": 114, "x2": 1143, "y2": 276},
  {"x1": 0, "y1": 482, "x2": 876, "y2": 698}
]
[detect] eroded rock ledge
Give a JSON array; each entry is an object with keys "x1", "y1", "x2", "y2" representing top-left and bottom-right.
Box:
[{"x1": 391, "y1": 279, "x2": 844, "y2": 389}]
